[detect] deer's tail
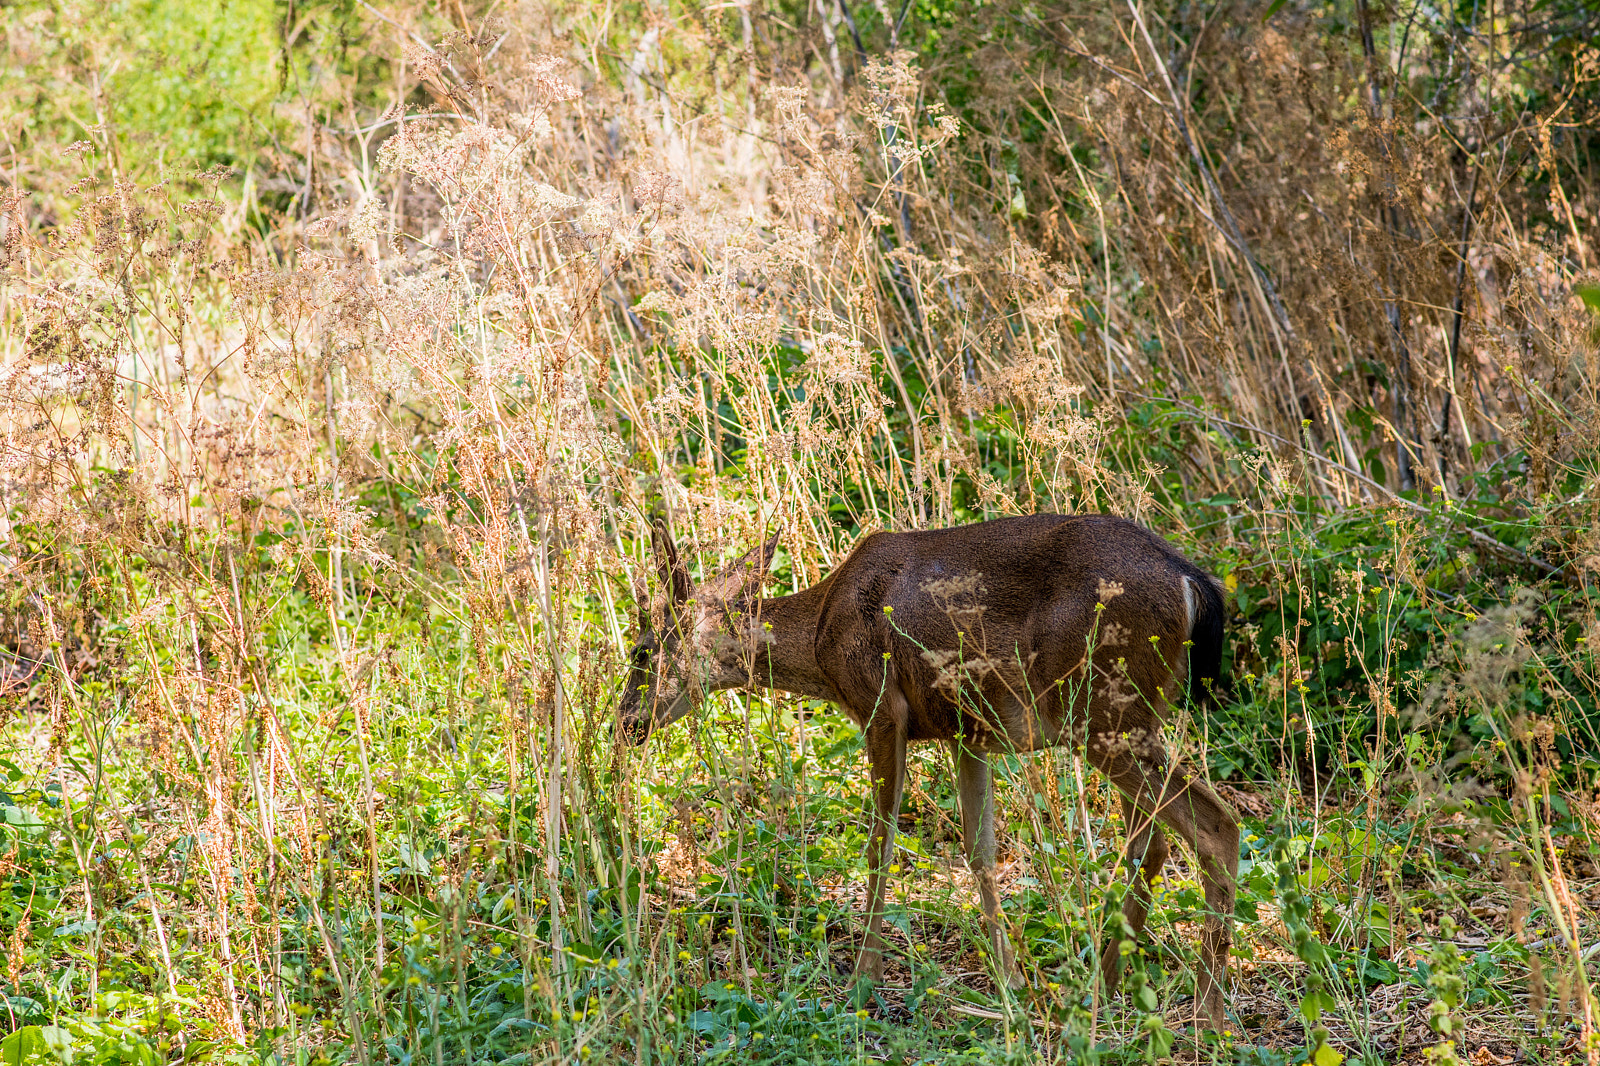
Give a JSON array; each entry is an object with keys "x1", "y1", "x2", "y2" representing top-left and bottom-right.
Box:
[{"x1": 1182, "y1": 572, "x2": 1227, "y2": 709}]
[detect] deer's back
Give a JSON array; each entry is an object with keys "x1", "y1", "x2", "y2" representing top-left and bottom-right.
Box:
[{"x1": 812, "y1": 514, "x2": 1207, "y2": 746}]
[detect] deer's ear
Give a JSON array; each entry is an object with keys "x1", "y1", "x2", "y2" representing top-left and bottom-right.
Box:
[
  {"x1": 630, "y1": 572, "x2": 651, "y2": 631},
  {"x1": 651, "y1": 517, "x2": 692, "y2": 610},
  {"x1": 704, "y1": 532, "x2": 780, "y2": 605}
]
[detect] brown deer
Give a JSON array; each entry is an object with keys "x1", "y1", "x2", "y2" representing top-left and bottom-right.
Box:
[{"x1": 617, "y1": 513, "x2": 1239, "y2": 1029}]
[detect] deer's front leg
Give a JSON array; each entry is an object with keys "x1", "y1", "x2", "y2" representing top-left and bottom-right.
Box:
[
  {"x1": 854, "y1": 720, "x2": 906, "y2": 983},
  {"x1": 954, "y1": 744, "x2": 1021, "y2": 987}
]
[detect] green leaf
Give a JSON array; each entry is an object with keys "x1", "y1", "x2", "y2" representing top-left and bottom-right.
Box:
[
  {"x1": 1312, "y1": 1043, "x2": 1345, "y2": 1066},
  {"x1": 0, "y1": 1027, "x2": 48, "y2": 1066},
  {"x1": 1575, "y1": 282, "x2": 1600, "y2": 312},
  {"x1": 1299, "y1": 990, "x2": 1336, "y2": 1021},
  {"x1": 1262, "y1": 0, "x2": 1289, "y2": 20},
  {"x1": 1, "y1": 805, "x2": 44, "y2": 834},
  {"x1": 1140, "y1": 1014, "x2": 1175, "y2": 1058}
]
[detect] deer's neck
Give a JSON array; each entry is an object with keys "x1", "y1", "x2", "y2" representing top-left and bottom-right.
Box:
[{"x1": 736, "y1": 577, "x2": 835, "y2": 702}]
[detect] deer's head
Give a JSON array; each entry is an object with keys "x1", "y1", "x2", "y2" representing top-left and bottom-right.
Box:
[{"x1": 617, "y1": 521, "x2": 779, "y2": 743}]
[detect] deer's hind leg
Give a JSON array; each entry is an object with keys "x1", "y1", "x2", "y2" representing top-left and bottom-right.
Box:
[
  {"x1": 1098, "y1": 792, "x2": 1171, "y2": 995},
  {"x1": 1092, "y1": 739, "x2": 1239, "y2": 1031},
  {"x1": 953, "y1": 745, "x2": 1022, "y2": 987}
]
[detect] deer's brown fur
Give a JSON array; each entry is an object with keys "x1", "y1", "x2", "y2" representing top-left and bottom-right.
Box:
[{"x1": 619, "y1": 513, "x2": 1239, "y2": 1029}]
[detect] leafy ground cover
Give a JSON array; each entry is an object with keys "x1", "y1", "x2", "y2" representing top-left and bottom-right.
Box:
[{"x1": 7, "y1": 498, "x2": 1594, "y2": 1065}]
